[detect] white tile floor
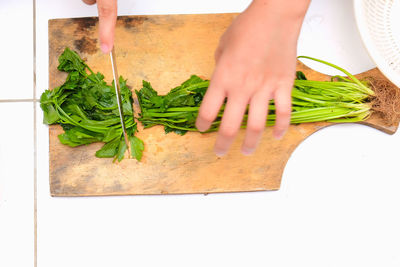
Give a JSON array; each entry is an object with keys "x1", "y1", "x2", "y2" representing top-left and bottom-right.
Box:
[
  {"x1": 1, "y1": 0, "x2": 400, "y2": 266},
  {"x1": 0, "y1": 1, "x2": 34, "y2": 100},
  {"x1": 0, "y1": 103, "x2": 35, "y2": 267}
]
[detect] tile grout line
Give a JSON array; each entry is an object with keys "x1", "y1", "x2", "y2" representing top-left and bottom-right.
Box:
[
  {"x1": 33, "y1": 0, "x2": 37, "y2": 266},
  {"x1": 0, "y1": 99, "x2": 39, "y2": 103}
]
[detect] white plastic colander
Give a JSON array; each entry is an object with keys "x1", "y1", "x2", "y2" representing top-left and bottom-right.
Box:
[{"x1": 354, "y1": 0, "x2": 400, "y2": 87}]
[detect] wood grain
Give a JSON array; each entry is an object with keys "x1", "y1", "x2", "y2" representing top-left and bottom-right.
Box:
[{"x1": 48, "y1": 14, "x2": 399, "y2": 196}]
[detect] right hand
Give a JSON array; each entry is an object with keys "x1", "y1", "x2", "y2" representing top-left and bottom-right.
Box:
[
  {"x1": 82, "y1": 0, "x2": 117, "y2": 54},
  {"x1": 195, "y1": 0, "x2": 310, "y2": 156}
]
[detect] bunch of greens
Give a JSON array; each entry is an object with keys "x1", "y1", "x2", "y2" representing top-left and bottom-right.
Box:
[
  {"x1": 40, "y1": 47, "x2": 144, "y2": 162},
  {"x1": 136, "y1": 56, "x2": 375, "y2": 135}
]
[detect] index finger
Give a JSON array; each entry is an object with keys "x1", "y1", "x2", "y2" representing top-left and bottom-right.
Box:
[
  {"x1": 82, "y1": 0, "x2": 96, "y2": 5},
  {"x1": 97, "y1": 0, "x2": 117, "y2": 53}
]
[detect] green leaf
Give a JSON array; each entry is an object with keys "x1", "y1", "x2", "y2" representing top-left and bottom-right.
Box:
[
  {"x1": 296, "y1": 71, "x2": 307, "y2": 80},
  {"x1": 57, "y1": 47, "x2": 87, "y2": 74},
  {"x1": 102, "y1": 128, "x2": 120, "y2": 143},
  {"x1": 180, "y1": 75, "x2": 205, "y2": 87},
  {"x1": 58, "y1": 127, "x2": 101, "y2": 147},
  {"x1": 40, "y1": 90, "x2": 60, "y2": 124},
  {"x1": 116, "y1": 138, "x2": 127, "y2": 162},
  {"x1": 95, "y1": 138, "x2": 120, "y2": 158},
  {"x1": 58, "y1": 133, "x2": 82, "y2": 147},
  {"x1": 129, "y1": 136, "x2": 144, "y2": 161},
  {"x1": 42, "y1": 104, "x2": 60, "y2": 124}
]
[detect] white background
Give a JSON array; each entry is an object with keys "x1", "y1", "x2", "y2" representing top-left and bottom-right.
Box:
[{"x1": 1, "y1": 0, "x2": 399, "y2": 266}]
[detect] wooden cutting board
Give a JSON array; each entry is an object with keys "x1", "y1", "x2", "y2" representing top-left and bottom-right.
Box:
[{"x1": 48, "y1": 13, "x2": 398, "y2": 197}]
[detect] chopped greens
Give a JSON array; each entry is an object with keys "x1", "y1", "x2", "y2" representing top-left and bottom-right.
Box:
[{"x1": 40, "y1": 47, "x2": 144, "y2": 162}]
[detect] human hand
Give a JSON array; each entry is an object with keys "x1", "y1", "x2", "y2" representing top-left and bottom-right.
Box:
[
  {"x1": 82, "y1": 0, "x2": 117, "y2": 53},
  {"x1": 195, "y1": 0, "x2": 310, "y2": 156}
]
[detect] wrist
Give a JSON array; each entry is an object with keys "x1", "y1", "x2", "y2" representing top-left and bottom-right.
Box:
[
  {"x1": 247, "y1": 0, "x2": 310, "y2": 40},
  {"x1": 251, "y1": 0, "x2": 311, "y2": 20}
]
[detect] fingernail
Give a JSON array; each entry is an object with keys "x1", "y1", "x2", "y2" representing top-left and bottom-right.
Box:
[
  {"x1": 274, "y1": 130, "x2": 286, "y2": 140},
  {"x1": 101, "y1": 43, "x2": 110, "y2": 54},
  {"x1": 241, "y1": 147, "x2": 255, "y2": 156},
  {"x1": 196, "y1": 120, "x2": 209, "y2": 132},
  {"x1": 214, "y1": 148, "x2": 226, "y2": 157}
]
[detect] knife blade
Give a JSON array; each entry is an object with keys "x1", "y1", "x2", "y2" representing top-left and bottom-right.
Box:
[{"x1": 110, "y1": 46, "x2": 131, "y2": 156}]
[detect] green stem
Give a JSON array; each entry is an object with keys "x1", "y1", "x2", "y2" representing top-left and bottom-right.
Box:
[{"x1": 297, "y1": 56, "x2": 374, "y2": 95}]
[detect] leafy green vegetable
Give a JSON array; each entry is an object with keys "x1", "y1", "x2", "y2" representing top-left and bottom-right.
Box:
[
  {"x1": 296, "y1": 71, "x2": 307, "y2": 81},
  {"x1": 95, "y1": 138, "x2": 120, "y2": 158},
  {"x1": 41, "y1": 47, "x2": 144, "y2": 162},
  {"x1": 136, "y1": 59, "x2": 375, "y2": 135},
  {"x1": 129, "y1": 136, "x2": 144, "y2": 161},
  {"x1": 136, "y1": 75, "x2": 210, "y2": 135},
  {"x1": 43, "y1": 49, "x2": 381, "y2": 162}
]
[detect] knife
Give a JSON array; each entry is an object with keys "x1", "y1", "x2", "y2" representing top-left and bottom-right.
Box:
[{"x1": 110, "y1": 46, "x2": 131, "y2": 156}]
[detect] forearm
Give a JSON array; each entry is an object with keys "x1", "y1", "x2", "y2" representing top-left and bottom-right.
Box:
[
  {"x1": 248, "y1": 0, "x2": 310, "y2": 41},
  {"x1": 251, "y1": 0, "x2": 311, "y2": 19}
]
